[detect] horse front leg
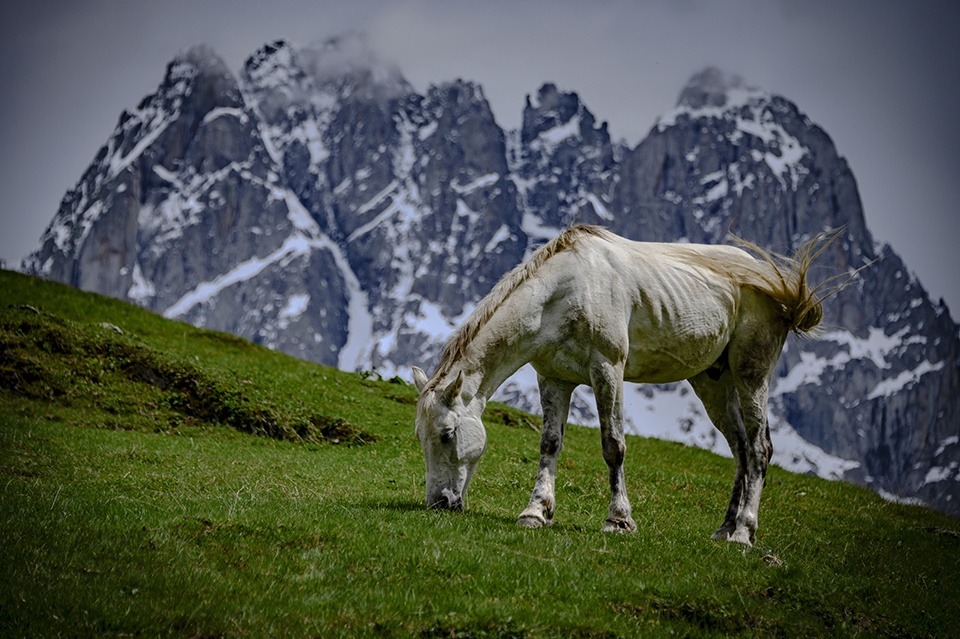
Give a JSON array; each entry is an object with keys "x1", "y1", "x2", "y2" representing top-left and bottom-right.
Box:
[
  {"x1": 592, "y1": 360, "x2": 636, "y2": 533},
  {"x1": 518, "y1": 376, "x2": 573, "y2": 529}
]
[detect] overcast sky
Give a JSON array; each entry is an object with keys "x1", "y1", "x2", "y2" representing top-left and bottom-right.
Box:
[{"x1": 2, "y1": 0, "x2": 958, "y2": 313}]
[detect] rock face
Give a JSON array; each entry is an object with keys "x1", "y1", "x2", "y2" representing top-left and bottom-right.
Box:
[{"x1": 23, "y1": 43, "x2": 959, "y2": 515}]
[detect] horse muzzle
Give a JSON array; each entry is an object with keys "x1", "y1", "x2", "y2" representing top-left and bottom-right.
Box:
[{"x1": 427, "y1": 490, "x2": 464, "y2": 511}]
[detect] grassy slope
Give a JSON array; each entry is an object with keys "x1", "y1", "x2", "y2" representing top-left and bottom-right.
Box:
[{"x1": 1, "y1": 269, "x2": 958, "y2": 638}]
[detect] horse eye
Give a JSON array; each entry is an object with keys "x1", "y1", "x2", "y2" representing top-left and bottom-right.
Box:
[{"x1": 439, "y1": 430, "x2": 454, "y2": 445}]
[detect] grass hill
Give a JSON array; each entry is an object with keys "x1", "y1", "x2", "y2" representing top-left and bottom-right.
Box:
[{"x1": 2, "y1": 269, "x2": 958, "y2": 638}]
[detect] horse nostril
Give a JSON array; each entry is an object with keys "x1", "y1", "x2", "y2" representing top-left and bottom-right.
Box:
[
  {"x1": 428, "y1": 494, "x2": 449, "y2": 510},
  {"x1": 428, "y1": 493, "x2": 463, "y2": 511}
]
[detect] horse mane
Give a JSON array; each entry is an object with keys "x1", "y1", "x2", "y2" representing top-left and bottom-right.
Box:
[{"x1": 425, "y1": 224, "x2": 610, "y2": 390}]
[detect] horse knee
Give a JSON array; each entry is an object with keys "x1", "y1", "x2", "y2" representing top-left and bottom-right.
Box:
[
  {"x1": 746, "y1": 430, "x2": 771, "y2": 476},
  {"x1": 602, "y1": 436, "x2": 626, "y2": 466},
  {"x1": 540, "y1": 429, "x2": 563, "y2": 457},
  {"x1": 762, "y1": 424, "x2": 773, "y2": 466}
]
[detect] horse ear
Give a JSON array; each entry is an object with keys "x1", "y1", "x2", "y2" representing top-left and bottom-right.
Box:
[
  {"x1": 412, "y1": 366, "x2": 428, "y2": 394},
  {"x1": 439, "y1": 370, "x2": 464, "y2": 408}
]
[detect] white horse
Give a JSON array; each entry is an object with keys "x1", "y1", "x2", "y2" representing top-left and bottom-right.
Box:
[{"x1": 412, "y1": 224, "x2": 831, "y2": 545}]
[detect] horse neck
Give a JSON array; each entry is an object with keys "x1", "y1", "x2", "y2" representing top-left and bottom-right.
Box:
[{"x1": 457, "y1": 291, "x2": 538, "y2": 403}]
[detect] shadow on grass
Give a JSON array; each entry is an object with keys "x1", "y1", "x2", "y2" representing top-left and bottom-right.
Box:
[{"x1": 350, "y1": 497, "x2": 520, "y2": 527}]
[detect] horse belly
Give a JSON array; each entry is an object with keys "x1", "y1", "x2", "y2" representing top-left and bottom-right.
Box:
[
  {"x1": 623, "y1": 332, "x2": 728, "y2": 383},
  {"x1": 622, "y1": 287, "x2": 735, "y2": 384}
]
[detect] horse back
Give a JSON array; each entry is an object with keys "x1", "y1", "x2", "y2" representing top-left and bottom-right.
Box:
[{"x1": 536, "y1": 236, "x2": 768, "y2": 384}]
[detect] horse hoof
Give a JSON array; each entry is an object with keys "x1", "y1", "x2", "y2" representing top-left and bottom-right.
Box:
[
  {"x1": 712, "y1": 526, "x2": 753, "y2": 546},
  {"x1": 727, "y1": 529, "x2": 754, "y2": 546},
  {"x1": 711, "y1": 526, "x2": 734, "y2": 541},
  {"x1": 602, "y1": 518, "x2": 637, "y2": 533},
  {"x1": 517, "y1": 514, "x2": 549, "y2": 529}
]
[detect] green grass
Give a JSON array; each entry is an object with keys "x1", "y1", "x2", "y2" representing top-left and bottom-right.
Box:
[{"x1": 1, "y1": 268, "x2": 959, "y2": 638}]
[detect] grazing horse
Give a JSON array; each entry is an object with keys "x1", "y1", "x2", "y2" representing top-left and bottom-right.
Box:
[{"x1": 412, "y1": 224, "x2": 830, "y2": 545}]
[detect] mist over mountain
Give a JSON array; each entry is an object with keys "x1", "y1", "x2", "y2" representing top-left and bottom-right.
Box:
[{"x1": 22, "y1": 39, "x2": 960, "y2": 515}]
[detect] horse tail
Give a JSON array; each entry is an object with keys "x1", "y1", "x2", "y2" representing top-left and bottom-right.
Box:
[{"x1": 733, "y1": 229, "x2": 848, "y2": 336}]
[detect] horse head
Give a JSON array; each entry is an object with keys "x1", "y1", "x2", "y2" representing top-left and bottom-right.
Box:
[{"x1": 412, "y1": 367, "x2": 487, "y2": 510}]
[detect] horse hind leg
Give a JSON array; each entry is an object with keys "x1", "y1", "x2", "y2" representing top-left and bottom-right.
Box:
[
  {"x1": 723, "y1": 309, "x2": 783, "y2": 546},
  {"x1": 727, "y1": 387, "x2": 772, "y2": 546},
  {"x1": 689, "y1": 369, "x2": 749, "y2": 543},
  {"x1": 591, "y1": 360, "x2": 636, "y2": 533},
  {"x1": 518, "y1": 376, "x2": 574, "y2": 529}
]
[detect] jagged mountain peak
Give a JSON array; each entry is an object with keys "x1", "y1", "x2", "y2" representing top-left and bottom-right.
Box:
[
  {"x1": 522, "y1": 83, "x2": 607, "y2": 145},
  {"x1": 242, "y1": 40, "x2": 302, "y2": 89},
  {"x1": 675, "y1": 66, "x2": 761, "y2": 109},
  {"x1": 647, "y1": 66, "x2": 831, "y2": 220},
  {"x1": 511, "y1": 83, "x2": 617, "y2": 232},
  {"x1": 173, "y1": 43, "x2": 230, "y2": 74},
  {"x1": 156, "y1": 44, "x2": 237, "y2": 101},
  {"x1": 140, "y1": 42, "x2": 244, "y2": 126},
  {"x1": 241, "y1": 34, "x2": 413, "y2": 113},
  {"x1": 419, "y1": 79, "x2": 497, "y2": 130},
  {"x1": 427, "y1": 78, "x2": 487, "y2": 105},
  {"x1": 244, "y1": 39, "x2": 294, "y2": 70},
  {"x1": 655, "y1": 67, "x2": 821, "y2": 147},
  {"x1": 656, "y1": 66, "x2": 797, "y2": 132},
  {"x1": 298, "y1": 32, "x2": 413, "y2": 101},
  {"x1": 521, "y1": 83, "x2": 608, "y2": 143},
  {"x1": 529, "y1": 83, "x2": 577, "y2": 113}
]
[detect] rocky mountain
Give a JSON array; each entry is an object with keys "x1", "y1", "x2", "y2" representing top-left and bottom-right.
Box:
[
  {"x1": 22, "y1": 41, "x2": 959, "y2": 515},
  {"x1": 610, "y1": 69, "x2": 959, "y2": 513}
]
